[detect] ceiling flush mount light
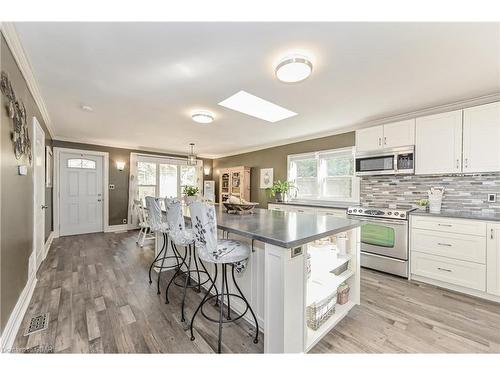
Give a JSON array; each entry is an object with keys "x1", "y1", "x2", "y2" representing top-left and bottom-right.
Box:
[
  {"x1": 187, "y1": 143, "x2": 197, "y2": 166},
  {"x1": 191, "y1": 110, "x2": 215, "y2": 124},
  {"x1": 81, "y1": 104, "x2": 94, "y2": 112},
  {"x1": 218, "y1": 90, "x2": 297, "y2": 123},
  {"x1": 275, "y1": 54, "x2": 313, "y2": 83}
]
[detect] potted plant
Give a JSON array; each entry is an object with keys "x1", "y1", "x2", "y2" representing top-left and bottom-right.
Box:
[
  {"x1": 415, "y1": 198, "x2": 429, "y2": 211},
  {"x1": 269, "y1": 180, "x2": 296, "y2": 202},
  {"x1": 183, "y1": 185, "x2": 199, "y2": 204}
]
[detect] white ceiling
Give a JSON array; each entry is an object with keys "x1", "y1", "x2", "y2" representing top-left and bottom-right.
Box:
[{"x1": 14, "y1": 22, "x2": 500, "y2": 158}]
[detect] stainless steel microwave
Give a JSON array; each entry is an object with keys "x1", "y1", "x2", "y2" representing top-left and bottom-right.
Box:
[{"x1": 355, "y1": 146, "x2": 414, "y2": 176}]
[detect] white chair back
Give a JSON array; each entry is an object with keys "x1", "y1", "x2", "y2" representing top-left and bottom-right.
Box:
[
  {"x1": 145, "y1": 196, "x2": 167, "y2": 233},
  {"x1": 134, "y1": 199, "x2": 148, "y2": 226},
  {"x1": 188, "y1": 200, "x2": 218, "y2": 254},
  {"x1": 164, "y1": 197, "x2": 186, "y2": 232}
]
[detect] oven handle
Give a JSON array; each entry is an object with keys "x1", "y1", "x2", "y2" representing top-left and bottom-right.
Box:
[{"x1": 348, "y1": 216, "x2": 408, "y2": 226}]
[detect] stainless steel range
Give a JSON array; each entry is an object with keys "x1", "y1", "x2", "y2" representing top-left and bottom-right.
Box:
[{"x1": 347, "y1": 206, "x2": 412, "y2": 278}]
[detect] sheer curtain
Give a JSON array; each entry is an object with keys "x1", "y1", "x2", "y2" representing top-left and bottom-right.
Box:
[{"x1": 128, "y1": 152, "x2": 139, "y2": 229}]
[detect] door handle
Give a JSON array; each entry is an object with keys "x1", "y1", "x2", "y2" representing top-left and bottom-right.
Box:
[
  {"x1": 41, "y1": 205, "x2": 48, "y2": 210},
  {"x1": 97, "y1": 199, "x2": 102, "y2": 202},
  {"x1": 437, "y1": 267, "x2": 452, "y2": 272}
]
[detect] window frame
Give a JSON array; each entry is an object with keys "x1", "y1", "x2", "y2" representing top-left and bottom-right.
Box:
[
  {"x1": 287, "y1": 146, "x2": 359, "y2": 204},
  {"x1": 136, "y1": 156, "x2": 202, "y2": 203}
]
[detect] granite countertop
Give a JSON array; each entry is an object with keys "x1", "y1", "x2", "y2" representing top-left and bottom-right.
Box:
[
  {"x1": 410, "y1": 209, "x2": 500, "y2": 222},
  {"x1": 184, "y1": 206, "x2": 360, "y2": 248},
  {"x1": 267, "y1": 201, "x2": 351, "y2": 210}
]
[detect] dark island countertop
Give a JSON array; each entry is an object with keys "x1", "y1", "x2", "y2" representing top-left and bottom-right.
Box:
[
  {"x1": 410, "y1": 209, "x2": 500, "y2": 222},
  {"x1": 184, "y1": 206, "x2": 360, "y2": 248}
]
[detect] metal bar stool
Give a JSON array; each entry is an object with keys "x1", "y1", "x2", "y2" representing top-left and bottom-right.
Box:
[
  {"x1": 188, "y1": 200, "x2": 259, "y2": 353},
  {"x1": 163, "y1": 198, "x2": 218, "y2": 322},
  {"x1": 145, "y1": 196, "x2": 182, "y2": 295}
]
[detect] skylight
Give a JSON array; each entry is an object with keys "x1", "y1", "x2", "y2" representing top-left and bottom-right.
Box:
[{"x1": 218, "y1": 91, "x2": 297, "y2": 123}]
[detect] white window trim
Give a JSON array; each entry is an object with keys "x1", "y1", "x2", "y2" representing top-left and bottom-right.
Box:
[{"x1": 287, "y1": 146, "x2": 359, "y2": 204}]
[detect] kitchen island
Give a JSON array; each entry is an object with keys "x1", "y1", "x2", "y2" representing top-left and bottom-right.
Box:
[{"x1": 155, "y1": 205, "x2": 361, "y2": 353}]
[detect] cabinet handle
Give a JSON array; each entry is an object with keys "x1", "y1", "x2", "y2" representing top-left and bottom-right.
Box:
[
  {"x1": 438, "y1": 223, "x2": 452, "y2": 227},
  {"x1": 492, "y1": 229, "x2": 495, "y2": 240},
  {"x1": 437, "y1": 242, "x2": 452, "y2": 247},
  {"x1": 384, "y1": 137, "x2": 387, "y2": 145},
  {"x1": 378, "y1": 138, "x2": 381, "y2": 146},
  {"x1": 437, "y1": 267, "x2": 452, "y2": 272},
  {"x1": 456, "y1": 159, "x2": 459, "y2": 169},
  {"x1": 465, "y1": 158, "x2": 468, "y2": 168}
]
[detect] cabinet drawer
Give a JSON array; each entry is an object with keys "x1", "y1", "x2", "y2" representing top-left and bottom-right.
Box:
[
  {"x1": 411, "y1": 229, "x2": 486, "y2": 264},
  {"x1": 411, "y1": 216, "x2": 486, "y2": 237},
  {"x1": 317, "y1": 209, "x2": 346, "y2": 218},
  {"x1": 411, "y1": 251, "x2": 486, "y2": 291}
]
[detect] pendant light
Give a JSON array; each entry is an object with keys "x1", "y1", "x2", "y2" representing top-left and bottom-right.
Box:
[{"x1": 187, "y1": 143, "x2": 197, "y2": 166}]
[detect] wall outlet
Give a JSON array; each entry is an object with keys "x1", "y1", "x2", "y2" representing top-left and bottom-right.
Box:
[
  {"x1": 109, "y1": 184, "x2": 115, "y2": 190},
  {"x1": 487, "y1": 193, "x2": 497, "y2": 203},
  {"x1": 122, "y1": 219, "x2": 127, "y2": 224}
]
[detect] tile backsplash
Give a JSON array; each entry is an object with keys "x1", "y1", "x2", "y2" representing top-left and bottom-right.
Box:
[{"x1": 360, "y1": 173, "x2": 500, "y2": 214}]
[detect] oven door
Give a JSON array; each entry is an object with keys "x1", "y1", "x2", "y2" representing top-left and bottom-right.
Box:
[
  {"x1": 354, "y1": 217, "x2": 408, "y2": 260},
  {"x1": 355, "y1": 154, "x2": 395, "y2": 176}
]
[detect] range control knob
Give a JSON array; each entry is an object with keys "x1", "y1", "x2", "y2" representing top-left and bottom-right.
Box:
[
  {"x1": 394, "y1": 212, "x2": 399, "y2": 216},
  {"x1": 353, "y1": 209, "x2": 357, "y2": 212},
  {"x1": 400, "y1": 213, "x2": 405, "y2": 218},
  {"x1": 348, "y1": 209, "x2": 352, "y2": 213},
  {"x1": 387, "y1": 211, "x2": 392, "y2": 215},
  {"x1": 359, "y1": 209, "x2": 363, "y2": 213}
]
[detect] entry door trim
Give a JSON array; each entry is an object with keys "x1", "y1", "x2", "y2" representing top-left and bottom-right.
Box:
[
  {"x1": 32, "y1": 117, "x2": 45, "y2": 274},
  {"x1": 53, "y1": 147, "x2": 109, "y2": 237}
]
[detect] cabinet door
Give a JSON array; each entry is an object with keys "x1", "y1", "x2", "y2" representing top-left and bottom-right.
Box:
[
  {"x1": 463, "y1": 102, "x2": 500, "y2": 173},
  {"x1": 356, "y1": 125, "x2": 384, "y2": 152},
  {"x1": 415, "y1": 110, "x2": 463, "y2": 175},
  {"x1": 487, "y1": 223, "x2": 500, "y2": 296},
  {"x1": 383, "y1": 119, "x2": 415, "y2": 148}
]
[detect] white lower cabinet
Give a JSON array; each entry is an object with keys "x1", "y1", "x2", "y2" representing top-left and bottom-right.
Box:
[
  {"x1": 410, "y1": 216, "x2": 500, "y2": 301},
  {"x1": 487, "y1": 223, "x2": 500, "y2": 296},
  {"x1": 411, "y1": 251, "x2": 486, "y2": 291}
]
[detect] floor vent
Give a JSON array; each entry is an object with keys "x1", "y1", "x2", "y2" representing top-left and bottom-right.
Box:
[{"x1": 24, "y1": 313, "x2": 49, "y2": 336}]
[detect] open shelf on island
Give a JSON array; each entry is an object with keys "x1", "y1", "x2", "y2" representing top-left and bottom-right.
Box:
[{"x1": 306, "y1": 300, "x2": 356, "y2": 351}]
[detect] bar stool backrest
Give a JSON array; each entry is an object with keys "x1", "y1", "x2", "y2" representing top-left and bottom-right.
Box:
[
  {"x1": 189, "y1": 200, "x2": 218, "y2": 254},
  {"x1": 164, "y1": 197, "x2": 186, "y2": 232},
  {"x1": 145, "y1": 196, "x2": 166, "y2": 233}
]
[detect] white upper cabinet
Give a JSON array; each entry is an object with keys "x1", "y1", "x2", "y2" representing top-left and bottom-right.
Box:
[
  {"x1": 356, "y1": 120, "x2": 415, "y2": 152},
  {"x1": 382, "y1": 119, "x2": 415, "y2": 148},
  {"x1": 463, "y1": 102, "x2": 500, "y2": 173},
  {"x1": 415, "y1": 110, "x2": 463, "y2": 175},
  {"x1": 356, "y1": 125, "x2": 384, "y2": 152}
]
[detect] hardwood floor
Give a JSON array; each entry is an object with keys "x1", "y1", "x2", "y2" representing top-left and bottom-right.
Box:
[{"x1": 13, "y1": 231, "x2": 500, "y2": 353}]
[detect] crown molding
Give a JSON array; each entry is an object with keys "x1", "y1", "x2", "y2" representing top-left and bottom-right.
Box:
[
  {"x1": 1, "y1": 22, "x2": 55, "y2": 138},
  {"x1": 209, "y1": 92, "x2": 500, "y2": 159}
]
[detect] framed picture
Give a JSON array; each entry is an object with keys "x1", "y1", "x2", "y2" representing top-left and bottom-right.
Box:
[
  {"x1": 260, "y1": 168, "x2": 273, "y2": 189},
  {"x1": 45, "y1": 146, "x2": 53, "y2": 187}
]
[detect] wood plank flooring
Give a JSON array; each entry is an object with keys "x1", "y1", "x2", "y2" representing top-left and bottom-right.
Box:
[{"x1": 12, "y1": 231, "x2": 500, "y2": 353}]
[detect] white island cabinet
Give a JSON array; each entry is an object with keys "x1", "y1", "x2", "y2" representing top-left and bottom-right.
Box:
[{"x1": 155, "y1": 206, "x2": 361, "y2": 353}]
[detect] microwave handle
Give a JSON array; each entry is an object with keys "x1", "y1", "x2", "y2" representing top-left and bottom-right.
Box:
[{"x1": 394, "y1": 154, "x2": 398, "y2": 173}]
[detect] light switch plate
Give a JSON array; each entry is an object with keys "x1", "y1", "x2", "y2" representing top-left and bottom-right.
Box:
[
  {"x1": 487, "y1": 193, "x2": 497, "y2": 203},
  {"x1": 109, "y1": 184, "x2": 115, "y2": 190},
  {"x1": 18, "y1": 165, "x2": 28, "y2": 176}
]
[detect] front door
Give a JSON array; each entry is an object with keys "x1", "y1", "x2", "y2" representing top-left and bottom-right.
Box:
[
  {"x1": 60, "y1": 152, "x2": 104, "y2": 236},
  {"x1": 33, "y1": 118, "x2": 46, "y2": 271}
]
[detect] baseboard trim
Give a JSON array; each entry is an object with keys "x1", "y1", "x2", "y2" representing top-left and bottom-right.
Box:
[
  {"x1": 411, "y1": 274, "x2": 500, "y2": 303},
  {"x1": 0, "y1": 275, "x2": 38, "y2": 352},
  {"x1": 105, "y1": 224, "x2": 129, "y2": 233},
  {"x1": 43, "y1": 231, "x2": 55, "y2": 260}
]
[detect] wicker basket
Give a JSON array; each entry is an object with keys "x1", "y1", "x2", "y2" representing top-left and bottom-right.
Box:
[
  {"x1": 306, "y1": 280, "x2": 337, "y2": 330},
  {"x1": 337, "y1": 284, "x2": 350, "y2": 305}
]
